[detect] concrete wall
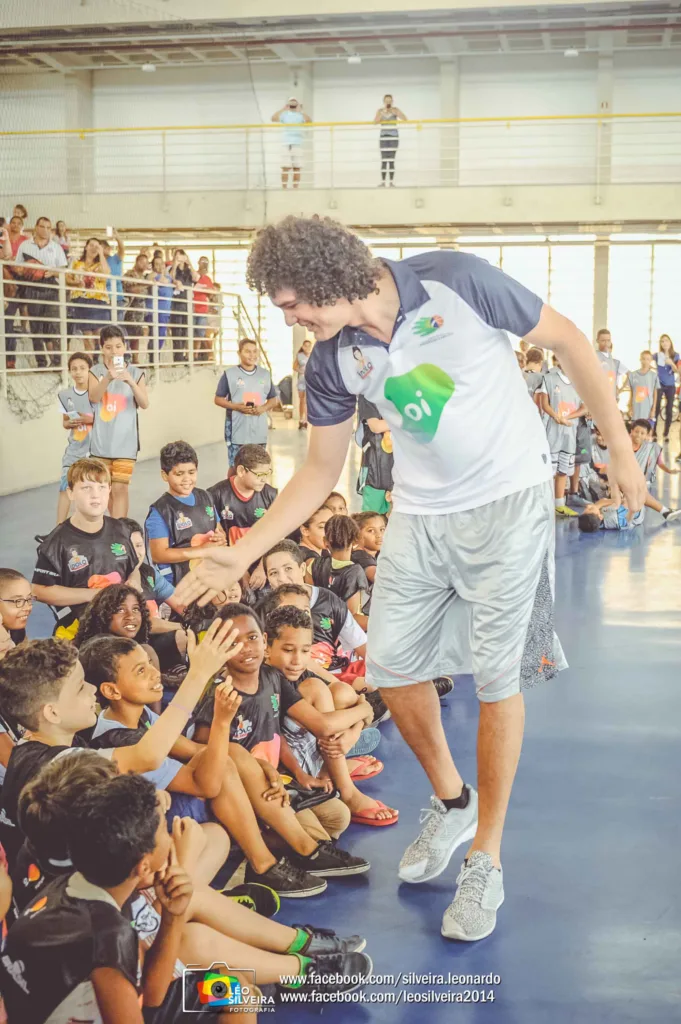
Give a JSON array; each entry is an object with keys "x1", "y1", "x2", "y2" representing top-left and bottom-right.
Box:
[{"x1": 0, "y1": 366, "x2": 224, "y2": 496}]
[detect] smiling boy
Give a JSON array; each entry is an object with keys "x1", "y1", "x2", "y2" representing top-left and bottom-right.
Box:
[
  {"x1": 32, "y1": 458, "x2": 138, "y2": 640},
  {"x1": 145, "y1": 441, "x2": 226, "y2": 586}
]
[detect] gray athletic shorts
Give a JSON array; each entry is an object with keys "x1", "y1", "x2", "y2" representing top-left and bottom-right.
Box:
[{"x1": 366, "y1": 481, "x2": 567, "y2": 702}]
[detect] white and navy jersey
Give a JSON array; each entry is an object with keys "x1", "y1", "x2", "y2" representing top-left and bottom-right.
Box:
[
  {"x1": 305, "y1": 251, "x2": 551, "y2": 515},
  {"x1": 208, "y1": 477, "x2": 278, "y2": 545},
  {"x1": 627, "y1": 369, "x2": 658, "y2": 421},
  {"x1": 58, "y1": 387, "x2": 93, "y2": 469},
  {"x1": 539, "y1": 369, "x2": 581, "y2": 454},
  {"x1": 596, "y1": 351, "x2": 627, "y2": 397},
  {"x1": 633, "y1": 441, "x2": 661, "y2": 486},
  {"x1": 0, "y1": 873, "x2": 141, "y2": 1024}
]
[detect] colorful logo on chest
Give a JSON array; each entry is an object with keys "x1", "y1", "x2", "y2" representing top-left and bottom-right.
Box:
[
  {"x1": 383, "y1": 363, "x2": 455, "y2": 444},
  {"x1": 413, "y1": 315, "x2": 444, "y2": 337},
  {"x1": 319, "y1": 615, "x2": 333, "y2": 632},
  {"x1": 111, "y1": 542, "x2": 127, "y2": 557},
  {"x1": 176, "y1": 513, "x2": 193, "y2": 531},
  {"x1": 100, "y1": 391, "x2": 128, "y2": 422},
  {"x1": 67, "y1": 549, "x2": 89, "y2": 573}
]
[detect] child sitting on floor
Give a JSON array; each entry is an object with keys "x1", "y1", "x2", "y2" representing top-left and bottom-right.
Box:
[
  {"x1": 80, "y1": 633, "x2": 332, "y2": 899},
  {"x1": 324, "y1": 492, "x2": 348, "y2": 517},
  {"x1": 309, "y1": 516, "x2": 369, "y2": 630},
  {"x1": 1, "y1": 771, "x2": 371, "y2": 1021},
  {"x1": 630, "y1": 419, "x2": 679, "y2": 488},
  {"x1": 145, "y1": 440, "x2": 226, "y2": 587},
  {"x1": 265, "y1": 606, "x2": 398, "y2": 827},
  {"x1": 193, "y1": 604, "x2": 372, "y2": 879},
  {"x1": 297, "y1": 505, "x2": 333, "y2": 565}
]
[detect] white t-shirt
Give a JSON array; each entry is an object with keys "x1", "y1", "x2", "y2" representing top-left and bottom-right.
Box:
[{"x1": 306, "y1": 250, "x2": 552, "y2": 514}]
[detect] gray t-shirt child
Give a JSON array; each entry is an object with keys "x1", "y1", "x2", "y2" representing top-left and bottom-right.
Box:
[
  {"x1": 89, "y1": 362, "x2": 145, "y2": 460},
  {"x1": 58, "y1": 387, "x2": 93, "y2": 469}
]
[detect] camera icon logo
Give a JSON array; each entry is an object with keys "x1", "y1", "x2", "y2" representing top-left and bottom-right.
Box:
[
  {"x1": 183, "y1": 962, "x2": 267, "y2": 1014},
  {"x1": 197, "y1": 970, "x2": 242, "y2": 1006}
]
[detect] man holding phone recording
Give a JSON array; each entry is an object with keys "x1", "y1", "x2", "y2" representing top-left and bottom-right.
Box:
[
  {"x1": 214, "y1": 337, "x2": 277, "y2": 466},
  {"x1": 271, "y1": 97, "x2": 311, "y2": 189},
  {"x1": 88, "y1": 324, "x2": 150, "y2": 517}
]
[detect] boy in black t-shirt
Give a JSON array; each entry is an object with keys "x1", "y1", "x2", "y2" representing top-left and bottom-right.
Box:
[
  {"x1": 80, "y1": 634, "x2": 328, "y2": 899},
  {"x1": 356, "y1": 395, "x2": 393, "y2": 515},
  {"x1": 0, "y1": 623, "x2": 238, "y2": 867},
  {"x1": 309, "y1": 515, "x2": 369, "y2": 630},
  {"x1": 32, "y1": 457, "x2": 138, "y2": 640},
  {"x1": 12, "y1": 752, "x2": 371, "y2": 988},
  {"x1": 265, "y1": 606, "x2": 398, "y2": 828},
  {"x1": 263, "y1": 541, "x2": 367, "y2": 680},
  {"x1": 194, "y1": 604, "x2": 371, "y2": 880},
  {"x1": 209, "y1": 444, "x2": 278, "y2": 591},
  {"x1": 145, "y1": 441, "x2": 226, "y2": 587}
]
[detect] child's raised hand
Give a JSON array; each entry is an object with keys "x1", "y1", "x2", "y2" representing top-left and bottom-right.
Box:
[
  {"x1": 212, "y1": 679, "x2": 242, "y2": 727},
  {"x1": 155, "y1": 841, "x2": 193, "y2": 920},
  {"x1": 186, "y1": 617, "x2": 243, "y2": 679}
]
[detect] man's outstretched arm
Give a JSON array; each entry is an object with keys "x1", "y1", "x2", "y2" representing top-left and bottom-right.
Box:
[{"x1": 174, "y1": 417, "x2": 354, "y2": 604}]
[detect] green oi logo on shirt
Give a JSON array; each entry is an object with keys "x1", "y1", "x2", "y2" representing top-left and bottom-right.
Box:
[
  {"x1": 319, "y1": 616, "x2": 332, "y2": 632},
  {"x1": 383, "y1": 363, "x2": 455, "y2": 443},
  {"x1": 110, "y1": 543, "x2": 127, "y2": 557}
]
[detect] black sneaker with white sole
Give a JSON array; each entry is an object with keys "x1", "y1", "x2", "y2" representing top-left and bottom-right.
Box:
[
  {"x1": 292, "y1": 840, "x2": 370, "y2": 877},
  {"x1": 293, "y1": 924, "x2": 366, "y2": 955},
  {"x1": 244, "y1": 856, "x2": 328, "y2": 898},
  {"x1": 434, "y1": 676, "x2": 454, "y2": 698},
  {"x1": 221, "y1": 882, "x2": 280, "y2": 918},
  {"x1": 663, "y1": 509, "x2": 681, "y2": 522},
  {"x1": 288, "y1": 951, "x2": 374, "y2": 996},
  {"x1": 366, "y1": 689, "x2": 391, "y2": 724}
]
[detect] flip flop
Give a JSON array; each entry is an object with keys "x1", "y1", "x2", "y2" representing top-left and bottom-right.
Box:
[
  {"x1": 349, "y1": 757, "x2": 383, "y2": 781},
  {"x1": 350, "y1": 801, "x2": 399, "y2": 827}
]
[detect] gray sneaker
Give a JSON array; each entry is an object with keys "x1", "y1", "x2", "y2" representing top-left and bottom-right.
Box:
[
  {"x1": 398, "y1": 788, "x2": 478, "y2": 884},
  {"x1": 441, "y1": 851, "x2": 504, "y2": 941}
]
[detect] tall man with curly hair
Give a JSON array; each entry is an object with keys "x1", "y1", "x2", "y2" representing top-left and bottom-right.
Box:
[{"x1": 176, "y1": 215, "x2": 646, "y2": 941}]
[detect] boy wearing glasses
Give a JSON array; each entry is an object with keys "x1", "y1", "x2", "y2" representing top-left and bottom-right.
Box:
[
  {"x1": 209, "y1": 446, "x2": 278, "y2": 590},
  {"x1": 0, "y1": 569, "x2": 33, "y2": 646},
  {"x1": 145, "y1": 441, "x2": 226, "y2": 587}
]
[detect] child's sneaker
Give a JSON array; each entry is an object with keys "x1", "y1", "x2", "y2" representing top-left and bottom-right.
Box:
[
  {"x1": 222, "y1": 882, "x2": 280, "y2": 918},
  {"x1": 292, "y1": 840, "x2": 370, "y2": 877},
  {"x1": 555, "y1": 505, "x2": 578, "y2": 517},
  {"x1": 292, "y1": 924, "x2": 366, "y2": 955},
  {"x1": 398, "y1": 789, "x2": 478, "y2": 884},
  {"x1": 441, "y1": 851, "x2": 504, "y2": 941},
  {"x1": 245, "y1": 857, "x2": 327, "y2": 898},
  {"x1": 365, "y1": 690, "x2": 391, "y2": 724},
  {"x1": 283, "y1": 951, "x2": 373, "y2": 996},
  {"x1": 662, "y1": 509, "x2": 681, "y2": 522}
]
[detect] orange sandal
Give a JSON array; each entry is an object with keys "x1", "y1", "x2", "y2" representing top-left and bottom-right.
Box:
[
  {"x1": 348, "y1": 756, "x2": 384, "y2": 781},
  {"x1": 350, "y1": 801, "x2": 399, "y2": 827}
]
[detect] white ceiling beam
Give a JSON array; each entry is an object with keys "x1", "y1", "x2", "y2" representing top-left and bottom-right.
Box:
[
  {"x1": 31, "y1": 51, "x2": 67, "y2": 71},
  {"x1": 268, "y1": 42, "x2": 301, "y2": 62},
  {"x1": 105, "y1": 49, "x2": 134, "y2": 64}
]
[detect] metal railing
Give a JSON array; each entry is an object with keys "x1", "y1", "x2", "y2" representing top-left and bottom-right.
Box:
[
  {"x1": 0, "y1": 260, "x2": 265, "y2": 393},
  {"x1": 1, "y1": 113, "x2": 680, "y2": 194}
]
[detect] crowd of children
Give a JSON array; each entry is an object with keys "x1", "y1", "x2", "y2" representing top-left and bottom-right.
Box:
[
  {"x1": 519, "y1": 342, "x2": 681, "y2": 532},
  {"x1": 0, "y1": 323, "x2": 444, "y2": 1019}
]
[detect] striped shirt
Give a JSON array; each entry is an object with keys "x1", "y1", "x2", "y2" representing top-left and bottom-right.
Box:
[{"x1": 16, "y1": 237, "x2": 67, "y2": 269}]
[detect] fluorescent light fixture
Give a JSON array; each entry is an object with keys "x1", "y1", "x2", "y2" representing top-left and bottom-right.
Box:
[
  {"x1": 347, "y1": 55, "x2": 362, "y2": 65},
  {"x1": 564, "y1": 48, "x2": 579, "y2": 57},
  {"x1": 141, "y1": 63, "x2": 157, "y2": 72}
]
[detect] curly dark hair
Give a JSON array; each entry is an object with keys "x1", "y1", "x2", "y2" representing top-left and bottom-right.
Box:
[
  {"x1": 160, "y1": 440, "x2": 198, "y2": 474},
  {"x1": 264, "y1": 604, "x2": 313, "y2": 643},
  {"x1": 0, "y1": 639, "x2": 78, "y2": 732},
  {"x1": 74, "y1": 584, "x2": 151, "y2": 648},
  {"x1": 246, "y1": 216, "x2": 382, "y2": 306}
]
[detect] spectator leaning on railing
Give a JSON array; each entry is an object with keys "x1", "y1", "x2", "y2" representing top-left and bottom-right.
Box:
[
  {"x1": 15, "y1": 216, "x2": 67, "y2": 370},
  {"x1": 66, "y1": 238, "x2": 111, "y2": 353},
  {"x1": 271, "y1": 98, "x2": 311, "y2": 190},
  {"x1": 123, "y1": 252, "x2": 151, "y2": 364},
  {"x1": 103, "y1": 229, "x2": 125, "y2": 309},
  {"x1": 2, "y1": 216, "x2": 29, "y2": 370},
  {"x1": 193, "y1": 256, "x2": 214, "y2": 362},
  {"x1": 169, "y1": 248, "x2": 198, "y2": 363}
]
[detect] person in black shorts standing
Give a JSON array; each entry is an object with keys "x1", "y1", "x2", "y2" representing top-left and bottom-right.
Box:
[{"x1": 373, "y1": 95, "x2": 408, "y2": 187}]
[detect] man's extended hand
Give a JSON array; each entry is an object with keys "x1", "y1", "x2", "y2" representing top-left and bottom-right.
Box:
[
  {"x1": 607, "y1": 447, "x2": 647, "y2": 519},
  {"x1": 174, "y1": 546, "x2": 252, "y2": 608}
]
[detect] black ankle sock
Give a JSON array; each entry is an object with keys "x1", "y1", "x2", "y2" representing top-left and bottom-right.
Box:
[{"x1": 442, "y1": 786, "x2": 469, "y2": 811}]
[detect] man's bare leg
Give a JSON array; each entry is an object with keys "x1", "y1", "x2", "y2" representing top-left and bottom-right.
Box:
[
  {"x1": 466, "y1": 693, "x2": 525, "y2": 869},
  {"x1": 379, "y1": 681, "x2": 464, "y2": 799}
]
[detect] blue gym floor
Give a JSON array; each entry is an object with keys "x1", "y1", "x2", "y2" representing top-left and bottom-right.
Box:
[{"x1": 2, "y1": 423, "x2": 680, "y2": 1023}]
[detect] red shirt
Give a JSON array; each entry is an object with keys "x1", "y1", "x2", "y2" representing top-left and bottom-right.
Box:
[{"x1": 193, "y1": 274, "x2": 213, "y2": 315}]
